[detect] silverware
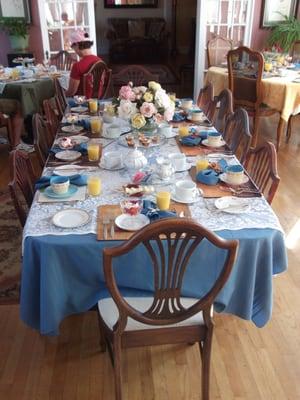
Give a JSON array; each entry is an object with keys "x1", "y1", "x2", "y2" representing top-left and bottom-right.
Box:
[
  {"x1": 110, "y1": 217, "x2": 115, "y2": 239},
  {"x1": 103, "y1": 217, "x2": 109, "y2": 240}
]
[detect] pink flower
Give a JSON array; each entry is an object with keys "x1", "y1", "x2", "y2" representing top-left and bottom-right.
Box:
[
  {"x1": 154, "y1": 113, "x2": 164, "y2": 124},
  {"x1": 140, "y1": 102, "x2": 157, "y2": 118},
  {"x1": 119, "y1": 85, "x2": 136, "y2": 101},
  {"x1": 164, "y1": 107, "x2": 174, "y2": 122}
]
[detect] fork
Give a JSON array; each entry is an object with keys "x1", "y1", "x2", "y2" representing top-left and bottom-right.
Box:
[{"x1": 103, "y1": 217, "x2": 110, "y2": 240}]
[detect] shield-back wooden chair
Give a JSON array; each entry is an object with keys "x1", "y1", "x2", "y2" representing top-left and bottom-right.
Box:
[
  {"x1": 243, "y1": 141, "x2": 280, "y2": 204},
  {"x1": 8, "y1": 150, "x2": 36, "y2": 227},
  {"x1": 112, "y1": 65, "x2": 159, "y2": 96},
  {"x1": 207, "y1": 35, "x2": 233, "y2": 68},
  {"x1": 82, "y1": 61, "x2": 112, "y2": 99},
  {"x1": 43, "y1": 98, "x2": 60, "y2": 138},
  {"x1": 32, "y1": 113, "x2": 53, "y2": 169},
  {"x1": 223, "y1": 107, "x2": 252, "y2": 164},
  {"x1": 98, "y1": 218, "x2": 238, "y2": 400},
  {"x1": 53, "y1": 78, "x2": 68, "y2": 118},
  {"x1": 197, "y1": 83, "x2": 215, "y2": 121},
  {"x1": 227, "y1": 46, "x2": 278, "y2": 148},
  {"x1": 50, "y1": 50, "x2": 76, "y2": 71},
  {"x1": 211, "y1": 88, "x2": 233, "y2": 133}
]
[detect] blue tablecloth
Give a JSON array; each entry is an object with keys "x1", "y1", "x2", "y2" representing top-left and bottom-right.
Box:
[{"x1": 20, "y1": 227, "x2": 287, "y2": 335}]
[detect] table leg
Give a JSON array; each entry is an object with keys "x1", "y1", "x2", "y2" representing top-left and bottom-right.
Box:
[{"x1": 276, "y1": 117, "x2": 285, "y2": 152}]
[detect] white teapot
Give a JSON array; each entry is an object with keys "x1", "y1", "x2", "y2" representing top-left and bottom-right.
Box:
[
  {"x1": 124, "y1": 149, "x2": 148, "y2": 170},
  {"x1": 156, "y1": 158, "x2": 175, "y2": 180}
]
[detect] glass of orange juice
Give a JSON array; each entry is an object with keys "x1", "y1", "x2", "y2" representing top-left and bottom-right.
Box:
[
  {"x1": 156, "y1": 191, "x2": 171, "y2": 211},
  {"x1": 87, "y1": 176, "x2": 101, "y2": 196},
  {"x1": 87, "y1": 140, "x2": 102, "y2": 161},
  {"x1": 264, "y1": 62, "x2": 272, "y2": 72},
  {"x1": 90, "y1": 116, "x2": 102, "y2": 136},
  {"x1": 178, "y1": 125, "x2": 190, "y2": 137},
  {"x1": 196, "y1": 156, "x2": 209, "y2": 172},
  {"x1": 88, "y1": 99, "x2": 98, "y2": 114}
]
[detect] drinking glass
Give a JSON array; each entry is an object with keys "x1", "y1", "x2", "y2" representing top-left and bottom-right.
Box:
[
  {"x1": 87, "y1": 140, "x2": 102, "y2": 161},
  {"x1": 156, "y1": 191, "x2": 171, "y2": 211},
  {"x1": 88, "y1": 99, "x2": 98, "y2": 114},
  {"x1": 90, "y1": 116, "x2": 103, "y2": 136},
  {"x1": 196, "y1": 156, "x2": 209, "y2": 172},
  {"x1": 87, "y1": 176, "x2": 101, "y2": 196}
]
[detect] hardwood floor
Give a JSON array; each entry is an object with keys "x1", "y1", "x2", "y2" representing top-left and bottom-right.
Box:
[{"x1": 0, "y1": 116, "x2": 300, "y2": 399}]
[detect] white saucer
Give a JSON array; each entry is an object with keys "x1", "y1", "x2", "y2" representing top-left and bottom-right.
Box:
[
  {"x1": 52, "y1": 209, "x2": 90, "y2": 228},
  {"x1": 53, "y1": 165, "x2": 84, "y2": 176},
  {"x1": 171, "y1": 190, "x2": 201, "y2": 204},
  {"x1": 62, "y1": 125, "x2": 84, "y2": 133},
  {"x1": 202, "y1": 139, "x2": 226, "y2": 148},
  {"x1": 68, "y1": 135, "x2": 89, "y2": 144},
  {"x1": 102, "y1": 126, "x2": 131, "y2": 139},
  {"x1": 115, "y1": 214, "x2": 150, "y2": 231},
  {"x1": 70, "y1": 106, "x2": 88, "y2": 113},
  {"x1": 55, "y1": 150, "x2": 81, "y2": 161},
  {"x1": 175, "y1": 163, "x2": 191, "y2": 172},
  {"x1": 163, "y1": 131, "x2": 178, "y2": 139},
  {"x1": 215, "y1": 197, "x2": 250, "y2": 214},
  {"x1": 99, "y1": 160, "x2": 124, "y2": 171},
  {"x1": 219, "y1": 173, "x2": 249, "y2": 185}
]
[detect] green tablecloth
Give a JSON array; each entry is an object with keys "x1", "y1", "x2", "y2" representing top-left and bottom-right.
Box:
[{"x1": 0, "y1": 78, "x2": 55, "y2": 116}]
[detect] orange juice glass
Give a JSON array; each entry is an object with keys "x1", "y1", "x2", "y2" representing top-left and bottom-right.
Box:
[
  {"x1": 87, "y1": 141, "x2": 102, "y2": 161},
  {"x1": 88, "y1": 99, "x2": 98, "y2": 114},
  {"x1": 196, "y1": 156, "x2": 209, "y2": 172},
  {"x1": 156, "y1": 191, "x2": 171, "y2": 211},
  {"x1": 179, "y1": 125, "x2": 189, "y2": 137},
  {"x1": 87, "y1": 176, "x2": 101, "y2": 196},
  {"x1": 90, "y1": 116, "x2": 102, "y2": 136}
]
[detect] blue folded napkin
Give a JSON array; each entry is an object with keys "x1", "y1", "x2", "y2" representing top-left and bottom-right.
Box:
[
  {"x1": 77, "y1": 119, "x2": 90, "y2": 130},
  {"x1": 196, "y1": 169, "x2": 219, "y2": 186},
  {"x1": 50, "y1": 142, "x2": 87, "y2": 155},
  {"x1": 218, "y1": 158, "x2": 228, "y2": 172},
  {"x1": 141, "y1": 200, "x2": 176, "y2": 222},
  {"x1": 181, "y1": 136, "x2": 202, "y2": 146},
  {"x1": 172, "y1": 112, "x2": 186, "y2": 122},
  {"x1": 35, "y1": 174, "x2": 87, "y2": 190},
  {"x1": 189, "y1": 128, "x2": 211, "y2": 140}
]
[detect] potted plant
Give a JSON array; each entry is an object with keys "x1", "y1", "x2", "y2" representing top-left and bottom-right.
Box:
[
  {"x1": 267, "y1": 15, "x2": 300, "y2": 53},
  {"x1": 0, "y1": 17, "x2": 29, "y2": 51}
]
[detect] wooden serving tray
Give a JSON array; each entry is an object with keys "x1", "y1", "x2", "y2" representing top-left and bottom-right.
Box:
[{"x1": 97, "y1": 203, "x2": 191, "y2": 241}]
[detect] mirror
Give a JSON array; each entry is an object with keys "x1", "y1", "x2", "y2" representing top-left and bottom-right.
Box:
[{"x1": 104, "y1": 0, "x2": 158, "y2": 8}]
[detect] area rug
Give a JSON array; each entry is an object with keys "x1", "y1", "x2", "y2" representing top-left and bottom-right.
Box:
[{"x1": 0, "y1": 191, "x2": 21, "y2": 304}]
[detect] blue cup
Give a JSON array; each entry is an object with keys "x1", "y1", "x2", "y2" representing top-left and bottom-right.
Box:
[
  {"x1": 50, "y1": 176, "x2": 70, "y2": 194},
  {"x1": 207, "y1": 131, "x2": 222, "y2": 146},
  {"x1": 226, "y1": 165, "x2": 244, "y2": 185}
]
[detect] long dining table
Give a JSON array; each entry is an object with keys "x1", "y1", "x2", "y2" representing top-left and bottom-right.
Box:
[
  {"x1": 20, "y1": 110, "x2": 288, "y2": 336},
  {"x1": 205, "y1": 66, "x2": 300, "y2": 149}
]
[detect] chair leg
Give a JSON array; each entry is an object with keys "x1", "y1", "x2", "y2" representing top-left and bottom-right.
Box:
[
  {"x1": 251, "y1": 115, "x2": 260, "y2": 148},
  {"x1": 276, "y1": 117, "x2": 285, "y2": 152},
  {"x1": 200, "y1": 328, "x2": 213, "y2": 400},
  {"x1": 286, "y1": 115, "x2": 292, "y2": 143},
  {"x1": 113, "y1": 336, "x2": 123, "y2": 400},
  {"x1": 97, "y1": 312, "x2": 107, "y2": 353}
]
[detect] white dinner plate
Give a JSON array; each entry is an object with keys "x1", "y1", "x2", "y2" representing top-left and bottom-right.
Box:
[
  {"x1": 115, "y1": 214, "x2": 150, "y2": 231},
  {"x1": 68, "y1": 135, "x2": 89, "y2": 144},
  {"x1": 55, "y1": 150, "x2": 81, "y2": 161},
  {"x1": 52, "y1": 209, "x2": 90, "y2": 228},
  {"x1": 70, "y1": 106, "x2": 89, "y2": 113},
  {"x1": 53, "y1": 165, "x2": 84, "y2": 176},
  {"x1": 171, "y1": 189, "x2": 202, "y2": 204},
  {"x1": 219, "y1": 173, "x2": 249, "y2": 185},
  {"x1": 61, "y1": 125, "x2": 83, "y2": 133},
  {"x1": 202, "y1": 139, "x2": 226, "y2": 148},
  {"x1": 215, "y1": 196, "x2": 251, "y2": 214},
  {"x1": 99, "y1": 160, "x2": 124, "y2": 171}
]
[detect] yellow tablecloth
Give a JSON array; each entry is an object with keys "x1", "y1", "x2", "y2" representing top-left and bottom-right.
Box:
[{"x1": 205, "y1": 67, "x2": 300, "y2": 122}]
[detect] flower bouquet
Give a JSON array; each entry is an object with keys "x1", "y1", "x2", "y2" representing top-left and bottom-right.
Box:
[{"x1": 108, "y1": 81, "x2": 175, "y2": 133}]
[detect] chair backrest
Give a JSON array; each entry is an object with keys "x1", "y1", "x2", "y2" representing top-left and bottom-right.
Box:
[
  {"x1": 223, "y1": 107, "x2": 252, "y2": 163},
  {"x1": 43, "y1": 98, "x2": 60, "y2": 138},
  {"x1": 8, "y1": 150, "x2": 36, "y2": 227},
  {"x1": 227, "y1": 46, "x2": 264, "y2": 111},
  {"x1": 207, "y1": 35, "x2": 233, "y2": 68},
  {"x1": 196, "y1": 83, "x2": 215, "y2": 121},
  {"x1": 53, "y1": 78, "x2": 67, "y2": 117},
  {"x1": 112, "y1": 65, "x2": 159, "y2": 95},
  {"x1": 244, "y1": 141, "x2": 280, "y2": 204},
  {"x1": 50, "y1": 50, "x2": 76, "y2": 71},
  {"x1": 211, "y1": 89, "x2": 233, "y2": 133},
  {"x1": 32, "y1": 113, "x2": 53, "y2": 168},
  {"x1": 291, "y1": 40, "x2": 300, "y2": 62},
  {"x1": 103, "y1": 218, "x2": 238, "y2": 330},
  {"x1": 82, "y1": 61, "x2": 112, "y2": 99}
]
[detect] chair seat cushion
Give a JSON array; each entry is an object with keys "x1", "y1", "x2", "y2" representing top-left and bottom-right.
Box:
[{"x1": 98, "y1": 297, "x2": 204, "y2": 331}]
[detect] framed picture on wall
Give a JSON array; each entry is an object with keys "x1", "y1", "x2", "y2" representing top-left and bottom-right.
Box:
[
  {"x1": 104, "y1": 0, "x2": 158, "y2": 8},
  {"x1": 0, "y1": 0, "x2": 31, "y2": 23},
  {"x1": 261, "y1": 0, "x2": 298, "y2": 27}
]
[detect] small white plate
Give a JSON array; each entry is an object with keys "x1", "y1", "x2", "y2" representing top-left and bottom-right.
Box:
[
  {"x1": 163, "y1": 130, "x2": 178, "y2": 139},
  {"x1": 55, "y1": 150, "x2": 81, "y2": 161},
  {"x1": 215, "y1": 197, "x2": 250, "y2": 214},
  {"x1": 175, "y1": 163, "x2": 191, "y2": 172},
  {"x1": 202, "y1": 139, "x2": 226, "y2": 148},
  {"x1": 171, "y1": 190, "x2": 202, "y2": 204},
  {"x1": 62, "y1": 125, "x2": 84, "y2": 133},
  {"x1": 99, "y1": 160, "x2": 124, "y2": 171},
  {"x1": 115, "y1": 214, "x2": 150, "y2": 231},
  {"x1": 70, "y1": 106, "x2": 88, "y2": 113},
  {"x1": 68, "y1": 135, "x2": 89, "y2": 144},
  {"x1": 52, "y1": 209, "x2": 90, "y2": 228},
  {"x1": 53, "y1": 165, "x2": 84, "y2": 176},
  {"x1": 219, "y1": 173, "x2": 249, "y2": 185}
]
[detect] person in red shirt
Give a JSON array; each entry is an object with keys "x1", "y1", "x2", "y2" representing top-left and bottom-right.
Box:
[{"x1": 65, "y1": 30, "x2": 102, "y2": 98}]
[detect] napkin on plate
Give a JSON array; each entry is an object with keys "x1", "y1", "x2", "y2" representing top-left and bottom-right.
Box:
[
  {"x1": 180, "y1": 135, "x2": 202, "y2": 146},
  {"x1": 172, "y1": 112, "x2": 186, "y2": 122},
  {"x1": 50, "y1": 142, "x2": 87, "y2": 155},
  {"x1": 196, "y1": 169, "x2": 219, "y2": 185},
  {"x1": 77, "y1": 119, "x2": 90, "y2": 130},
  {"x1": 35, "y1": 174, "x2": 87, "y2": 190},
  {"x1": 141, "y1": 200, "x2": 176, "y2": 222}
]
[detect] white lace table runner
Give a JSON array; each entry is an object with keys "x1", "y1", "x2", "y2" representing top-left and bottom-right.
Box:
[{"x1": 23, "y1": 138, "x2": 284, "y2": 243}]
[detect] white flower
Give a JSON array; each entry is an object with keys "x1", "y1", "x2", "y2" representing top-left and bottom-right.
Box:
[
  {"x1": 154, "y1": 89, "x2": 172, "y2": 109},
  {"x1": 133, "y1": 86, "x2": 147, "y2": 94},
  {"x1": 148, "y1": 81, "x2": 161, "y2": 92},
  {"x1": 117, "y1": 99, "x2": 137, "y2": 120}
]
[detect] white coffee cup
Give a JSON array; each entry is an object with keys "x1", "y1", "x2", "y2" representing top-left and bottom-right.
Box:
[
  {"x1": 158, "y1": 123, "x2": 173, "y2": 138},
  {"x1": 102, "y1": 151, "x2": 123, "y2": 169},
  {"x1": 207, "y1": 131, "x2": 222, "y2": 147},
  {"x1": 175, "y1": 180, "x2": 197, "y2": 202},
  {"x1": 168, "y1": 153, "x2": 187, "y2": 171},
  {"x1": 226, "y1": 165, "x2": 245, "y2": 185},
  {"x1": 103, "y1": 112, "x2": 116, "y2": 124},
  {"x1": 181, "y1": 98, "x2": 193, "y2": 110},
  {"x1": 106, "y1": 124, "x2": 121, "y2": 138}
]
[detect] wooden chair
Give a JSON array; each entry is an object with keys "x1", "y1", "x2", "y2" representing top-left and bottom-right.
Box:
[
  {"x1": 197, "y1": 83, "x2": 215, "y2": 121},
  {"x1": 223, "y1": 107, "x2": 252, "y2": 164},
  {"x1": 211, "y1": 89, "x2": 233, "y2": 133},
  {"x1": 82, "y1": 61, "x2": 112, "y2": 99},
  {"x1": 8, "y1": 150, "x2": 36, "y2": 227},
  {"x1": 43, "y1": 98, "x2": 60, "y2": 138},
  {"x1": 53, "y1": 78, "x2": 67, "y2": 118},
  {"x1": 32, "y1": 113, "x2": 53, "y2": 169},
  {"x1": 98, "y1": 218, "x2": 238, "y2": 400},
  {"x1": 50, "y1": 50, "x2": 76, "y2": 71},
  {"x1": 227, "y1": 46, "x2": 278, "y2": 148},
  {"x1": 286, "y1": 40, "x2": 300, "y2": 141},
  {"x1": 112, "y1": 65, "x2": 159, "y2": 95},
  {"x1": 243, "y1": 141, "x2": 280, "y2": 204},
  {"x1": 207, "y1": 35, "x2": 233, "y2": 68}
]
